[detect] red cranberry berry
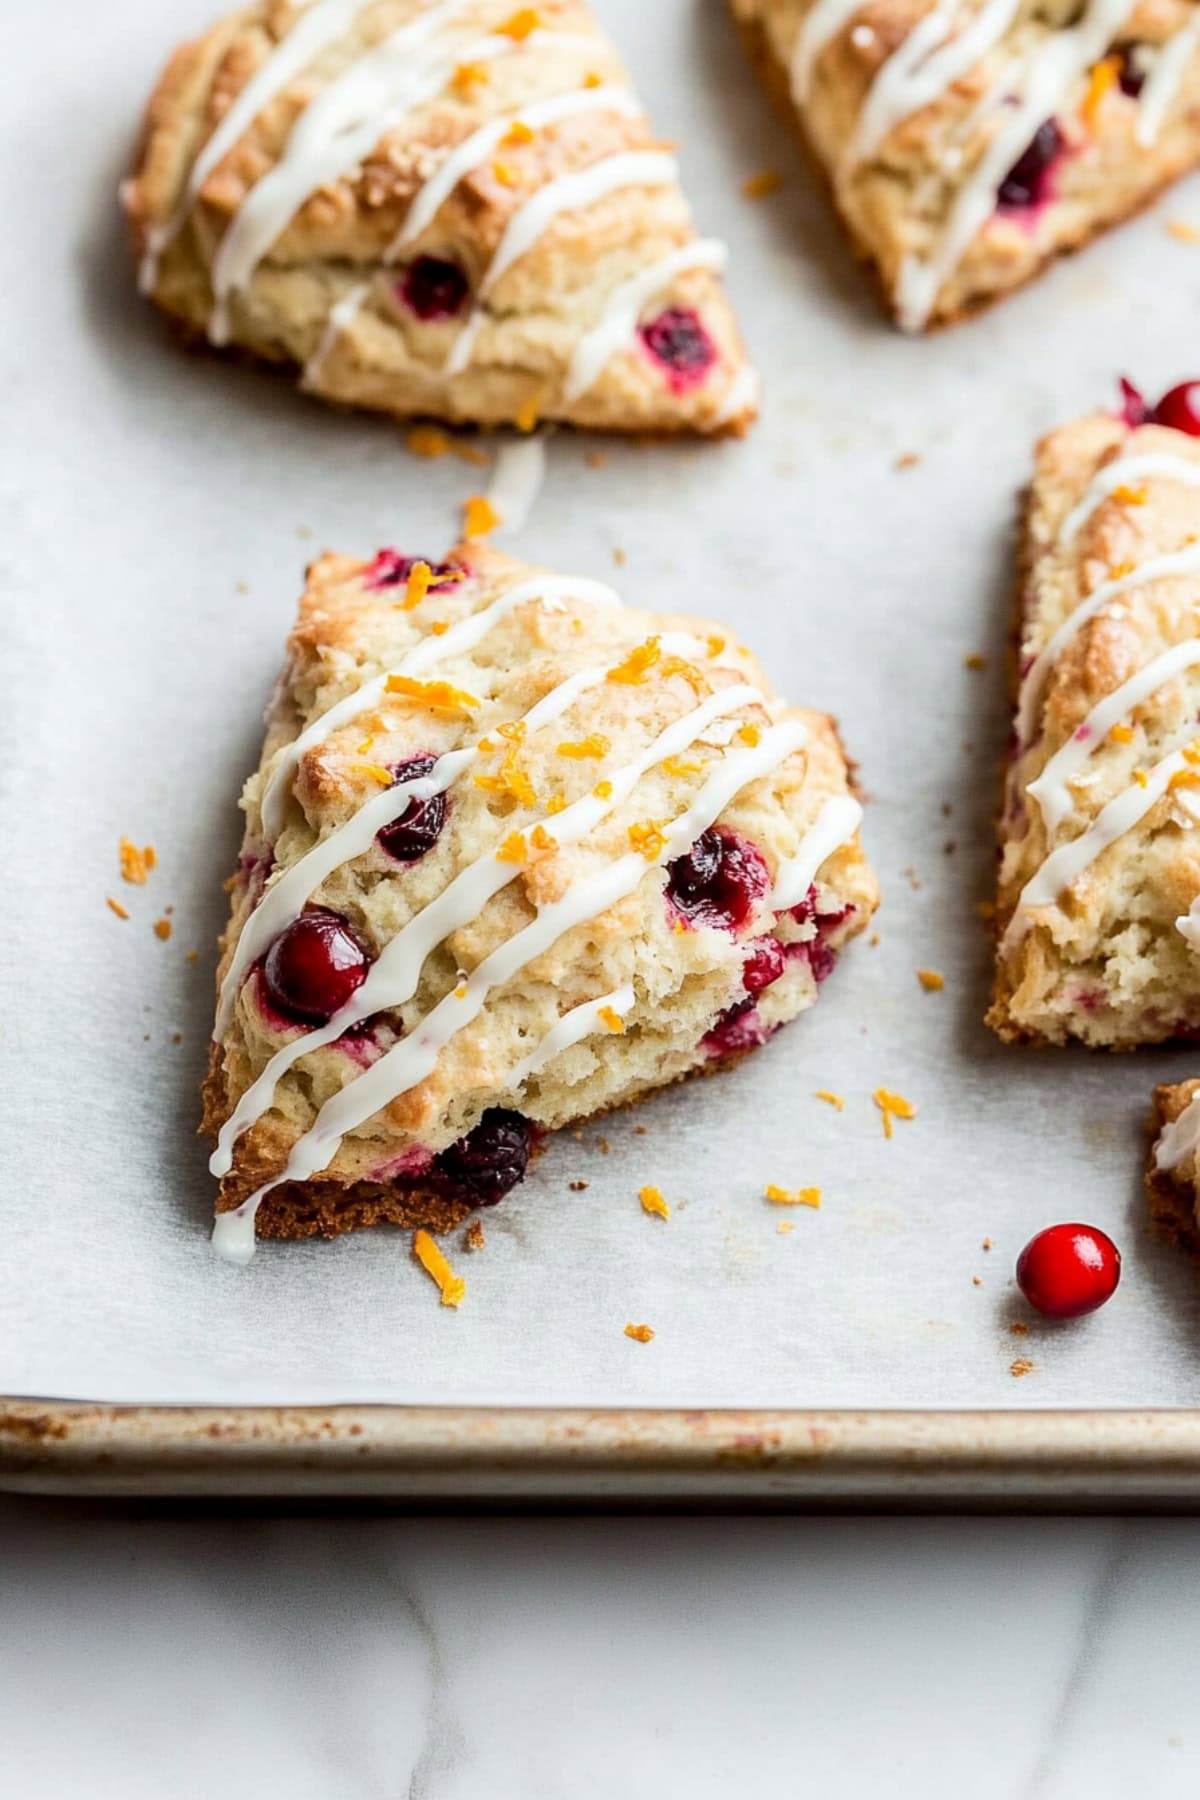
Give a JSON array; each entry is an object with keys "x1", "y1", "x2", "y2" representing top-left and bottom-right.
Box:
[
  {"x1": 996, "y1": 118, "x2": 1063, "y2": 210},
  {"x1": 1117, "y1": 375, "x2": 1149, "y2": 428},
  {"x1": 365, "y1": 549, "x2": 460, "y2": 592},
  {"x1": 1015, "y1": 1223, "x2": 1121, "y2": 1320},
  {"x1": 377, "y1": 753, "x2": 448, "y2": 863},
  {"x1": 743, "y1": 936, "x2": 786, "y2": 994},
  {"x1": 1153, "y1": 381, "x2": 1200, "y2": 438},
  {"x1": 702, "y1": 996, "x2": 768, "y2": 1057},
  {"x1": 437, "y1": 1108, "x2": 532, "y2": 1206},
  {"x1": 666, "y1": 827, "x2": 768, "y2": 934},
  {"x1": 262, "y1": 908, "x2": 371, "y2": 1026},
  {"x1": 399, "y1": 256, "x2": 469, "y2": 321},
  {"x1": 639, "y1": 306, "x2": 717, "y2": 391}
]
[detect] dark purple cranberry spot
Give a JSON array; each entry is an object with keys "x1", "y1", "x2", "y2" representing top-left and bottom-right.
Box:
[
  {"x1": 996, "y1": 118, "x2": 1063, "y2": 210},
  {"x1": 702, "y1": 996, "x2": 769, "y2": 1058},
  {"x1": 399, "y1": 256, "x2": 469, "y2": 321},
  {"x1": 365, "y1": 548, "x2": 461, "y2": 592},
  {"x1": 1115, "y1": 45, "x2": 1146, "y2": 98},
  {"x1": 1153, "y1": 381, "x2": 1200, "y2": 438},
  {"x1": 436, "y1": 1108, "x2": 532, "y2": 1207},
  {"x1": 1117, "y1": 375, "x2": 1149, "y2": 428},
  {"x1": 262, "y1": 908, "x2": 370, "y2": 1026},
  {"x1": 797, "y1": 937, "x2": 839, "y2": 984},
  {"x1": 665, "y1": 827, "x2": 768, "y2": 934},
  {"x1": 742, "y1": 935, "x2": 786, "y2": 995},
  {"x1": 377, "y1": 753, "x2": 449, "y2": 863},
  {"x1": 639, "y1": 306, "x2": 717, "y2": 392}
]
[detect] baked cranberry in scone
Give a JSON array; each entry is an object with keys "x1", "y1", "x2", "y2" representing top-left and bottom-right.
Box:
[{"x1": 204, "y1": 542, "x2": 877, "y2": 1255}]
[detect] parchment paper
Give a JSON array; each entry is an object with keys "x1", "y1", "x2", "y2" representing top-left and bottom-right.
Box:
[{"x1": 6, "y1": 0, "x2": 1200, "y2": 1405}]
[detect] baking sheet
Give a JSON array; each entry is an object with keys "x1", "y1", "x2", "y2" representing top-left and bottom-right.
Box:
[{"x1": 7, "y1": 0, "x2": 1200, "y2": 1409}]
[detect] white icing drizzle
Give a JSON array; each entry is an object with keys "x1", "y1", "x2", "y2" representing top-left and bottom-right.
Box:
[
  {"x1": 506, "y1": 983, "x2": 634, "y2": 1089},
  {"x1": 711, "y1": 362, "x2": 762, "y2": 429},
  {"x1": 1154, "y1": 1091, "x2": 1200, "y2": 1173},
  {"x1": 300, "y1": 279, "x2": 369, "y2": 389},
  {"x1": 770, "y1": 796, "x2": 864, "y2": 911},
  {"x1": 484, "y1": 434, "x2": 547, "y2": 531},
  {"x1": 1057, "y1": 451, "x2": 1200, "y2": 548},
  {"x1": 208, "y1": 0, "x2": 548, "y2": 341},
  {"x1": 1015, "y1": 539, "x2": 1200, "y2": 747},
  {"x1": 790, "y1": 0, "x2": 866, "y2": 101},
  {"x1": 1008, "y1": 733, "x2": 1197, "y2": 933},
  {"x1": 213, "y1": 654, "x2": 755, "y2": 1152},
  {"x1": 561, "y1": 239, "x2": 728, "y2": 404},
  {"x1": 1136, "y1": 11, "x2": 1200, "y2": 147},
  {"x1": 1026, "y1": 639, "x2": 1200, "y2": 834},
  {"x1": 443, "y1": 150, "x2": 680, "y2": 376},
  {"x1": 853, "y1": 0, "x2": 1022, "y2": 163},
  {"x1": 387, "y1": 84, "x2": 640, "y2": 255},
  {"x1": 895, "y1": 0, "x2": 1138, "y2": 331},
  {"x1": 258, "y1": 572, "x2": 622, "y2": 843},
  {"x1": 213, "y1": 716, "x2": 806, "y2": 1253},
  {"x1": 1178, "y1": 895, "x2": 1200, "y2": 951},
  {"x1": 138, "y1": 0, "x2": 381, "y2": 293}
]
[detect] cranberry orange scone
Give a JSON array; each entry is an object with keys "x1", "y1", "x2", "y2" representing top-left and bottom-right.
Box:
[
  {"x1": 728, "y1": 0, "x2": 1200, "y2": 330},
  {"x1": 203, "y1": 543, "x2": 878, "y2": 1257},
  {"x1": 989, "y1": 380, "x2": 1200, "y2": 1047},
  {"x1": 122, "y1": 1, "x2": 757, "y2": 435},
  {"x1": 1147, "y1": 1078, "x2": 1200, "y2": 1246}
]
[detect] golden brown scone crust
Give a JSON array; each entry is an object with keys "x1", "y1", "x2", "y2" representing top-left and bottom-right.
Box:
[
  {"x1": 123, "y1": 1, "x2": 757, "y2": 434},
  {"x1": 203, "y1": 540, "x2": 878, "y2": 1242},
  {"x1": 989, "y1": 406, "x2": 1200, "y2": 1047},
  {"x1": 729, "y1": 0, "x2": 1200, "y2": 329},
  {"x1": 1146, "y1": 1076, "x2": 1200, "y2": 1248}
]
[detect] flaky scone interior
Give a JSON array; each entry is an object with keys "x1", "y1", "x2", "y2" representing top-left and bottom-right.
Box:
[
  {"x1": 122, "y1": 0, "x2": 757, "y2": 436},
  {"x1": 990, "y1": 397, "x2": 1200, "y2": 1048},
  {"x1": 729, "y1": 0, "x2": 1200, "y2": 330},
  {"x1": 202, "y1": 542, "x2": 878, "y2": 1253}
]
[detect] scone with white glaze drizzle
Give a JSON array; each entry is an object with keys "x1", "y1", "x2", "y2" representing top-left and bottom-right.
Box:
[
  {"x1": 729, "y1": 0, "x2": 1200, "y2": 331},
  {"x1": 989, "y1": 379, "x2": 1200, "y2": 1047},
  {"x1": 1147, "y1": 1077, "x2": 1200, "y2": 1247},
  {"x1": 202, "y1": 542, "x2": 877, "y2": 1257},
  {"x1": 122, "y1": 0, "x2": 757, "y2": 435}
]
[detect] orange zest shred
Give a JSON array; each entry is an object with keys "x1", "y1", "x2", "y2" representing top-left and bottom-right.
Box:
[
  {"x1": 402, "y1": 560, "x2": 434, "y2": 609},
  {"x1": 764, "y1": 1183, "x2": 821, "y2": 1208},
  {"x1": 1169, "y1": 768, "x2": 1200, "y2": 791},
  {"x1": 815, "y1": 1089, "x2": 845, "y2": 1111},
  {"x1": 598, "y1": 1004, "x2": 626, "y2": 1033},
  {"x1": 154, "y1": 918, "x2": 172, "y2": 941},
  {"x1": 357, "y1": 735, "x2": 376, "y2": 755},
  {"x1": 412, "y1": 1229, "x2": 466, "y2": 1308},
  {"x1": 497, "y1": 720, "x2": 527, "y2": 744},
  {"x1": 452, "y1": 60, "x2": 489, "y2": 93},
  {"x1": 529, "y1": 823, "x2": 558, "y2": 854},
  {"x1": 514, "y1": 393, "x2": 541, "y2": 433},
  {"x1": 628, "y1": 819, "x2": 667, "y2": 860},
  {"x1": 1109, "y1": 558, "x2": 1135, "y2": 579},
  {"x1": 606, "y1": 637, "x2": 661, "y2": 684},
  {"x1": 119, "y1": 837, "x2": 156, "y2": 885},
  {"x1": 658, "y1": 654, "x2": 705, "y2": 690},
  {"x1": 454, "y1": 983, "x2": 468, "y2": 999},
  {"x1": 406, "y1": 424, "x2": 450, "y2": 459},
  {"x1": 1112, "y1": 483, "x2": 1148, "y2": 507},
  {"x1": 556, "y1": 733, "x2": 610, "y2": 759},
  {"x1": 430, "y1": 620, "x2": 450, "y2": 636},
  {"x1": 1081, "y1": 54, "x2": 1118, "y2": 131},
  {"x1": 706, "y1": 635, "x2": 726, "y2": 658},
  {"x1": 874, "y1": 1088, "x2": 917, "y2": 1139},
  {"x1": 495, "y1": 831, "x2": 529, "y2": 865},
  {"x1": 1184, "y1": 739, "x2": 1200, "y2": 766},
  {"x1": 736, "y1": 722, "x2": 761, "y2": 747},
  {"x1": 463, "y1": 494, "x2": 502, "y2": 539},
  {"x1": 639, "y1": 1184, "x2": 670, "y2": 1219},
  {"x1": 499, "y1": 7, "x2": 542, "y2": 38},
  {"x1": 624, "y1": 1322, "x2": 655, "y2": 1343},
  {"x1": 106, "y1": 896, "x2": 130, "y2": 920},
  {"x1": 355, "y1": 762, "x2": 394, "y2": 785},
  {"x1": 583, "y1": 69, "x2": 604, "y2": 88},
  {"x1": 662, "y1": 755, "x2": 701, "y2": 778},
  {"x1": 503, "y1": 119, "x2": 535, "y2": 145},
  {"x1": 1109, "y1": 722, "x2": 1134, "y2": 744},
  {"x1": 492, "y1": 158, "x2": 518, "y2": 186},
  {"x1": 777, "y1": 1221, "x2": 795, "y2": 1235},
  {"x1": 742, "y1": 167, "x2": 781, "y2": 199},
  {"x1": 593, "y1": 779, "x2": 614, "y2": 800},
  {"x1": 545, "y1": 792, "x2": 567, "y2": 814},
  {"x1": 474, "y1": 746, "x2": 537, "y2": 807},
  {"x1": 385, "y1": 673, "x2": 479, "y2": 716},
  {"x1": 1132, "y1": 767, "x2": 1149, "y2": 787},
  {"x1": 917, "y1": 968, "x2": 945, "y2": 992}
]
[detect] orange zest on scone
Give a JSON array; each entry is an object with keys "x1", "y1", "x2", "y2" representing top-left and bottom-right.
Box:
[
  {"x1": 989, "y1": 381, "x2": 1200, "y2": 1047},
  {"x1": 203, "y1": 540, "x2": 877, "y2": 1258},
  {"x1": 123, "y1": 0, "x2": 758, "y2": 435},
  {"x1": 728, "y1": 0, "x2": 1200, "y2": 330}
]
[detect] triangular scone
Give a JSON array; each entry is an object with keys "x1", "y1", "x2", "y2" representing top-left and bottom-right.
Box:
[
  {"x1": 123, "y1": 1, "x2": 758, "y2": 435},
  {"x1": 730, "y1": 0, "x2": 1200, "y2": 330},
  {"x1": 202, "y1": 541, "x2": 877, "y2": 1255}
]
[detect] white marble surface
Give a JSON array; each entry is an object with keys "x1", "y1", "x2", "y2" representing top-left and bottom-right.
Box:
[{"x1": 1, "y1": 1504, "x2": 1198, "y2": 1796}]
